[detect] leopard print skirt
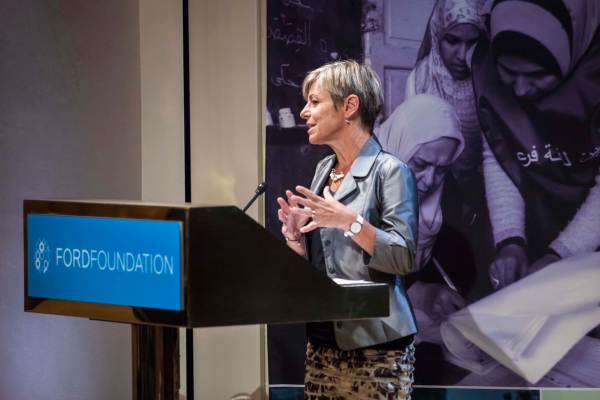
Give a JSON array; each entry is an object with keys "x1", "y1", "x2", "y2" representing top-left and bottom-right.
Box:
[{"x1": 304, "y1": 341, "x2": 415, "y2": 400}]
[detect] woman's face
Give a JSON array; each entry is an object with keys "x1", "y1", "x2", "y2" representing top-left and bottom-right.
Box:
[
  {"x1": 439, "y1": 23, "x2": 480, "y2": 80},
  {"x1": 300, "y1": 79, "x2": 345, "y2": 145},
  {"x1": 408, "y1": 137, "x2": 460, "y2": 200},
  {"x1": 496, "y1": 54, "x2": 561, "y2": 102}
]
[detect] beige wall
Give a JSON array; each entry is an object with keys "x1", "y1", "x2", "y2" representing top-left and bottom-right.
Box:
[
  {"x1": 189, "y1": 0, "x2": 263, "y2": 212},
  {"x1": 189, "y1": 0, "x2": 265, "y2": 399},
  {"x1": 0, "y1": 0, "x2": 263, "y2": 398},
  {"x1": 140, "y1": 0, "x2": 266, "y2": 398},
  {"x1": 138, "y1": 0, "x2": 189, "y2": 397},
  {"x1": 140, "y1": 0, "x2": 185, "y2": 204},
  {"x1": 0, "y1": 0, "x2": 140, "y2": 398}
]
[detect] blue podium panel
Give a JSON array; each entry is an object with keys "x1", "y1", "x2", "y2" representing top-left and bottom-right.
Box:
[{"x1": 26, "y1": 214, "x2": 183, "y2": 311}]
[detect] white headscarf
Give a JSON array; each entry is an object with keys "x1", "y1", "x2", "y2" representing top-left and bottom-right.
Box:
[
  {"x1": 411, "y1": 0, "x2": 484, "y2": 173},
  {"x1": 377, "y1": 94, "x2": 465, "y2": 269},
  {"x1": 414, "y1": 0, "x2": 484, "y2": 101}
]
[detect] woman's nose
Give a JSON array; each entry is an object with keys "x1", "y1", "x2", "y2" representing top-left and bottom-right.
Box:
[
  {"x1": 456, "y1": 44, "x2": 467, "y2": 63},
  {"x1": 513, "y1": 76, "x2": 530, "y2": 98},
  {"x1": 422, "y1": 167, "x2": 436, "y2": 191},
  {"x1": 300, "y1": 103, "x2": 309, "y2": 120}
]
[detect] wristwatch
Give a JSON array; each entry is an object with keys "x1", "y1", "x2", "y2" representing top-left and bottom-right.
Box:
[{"x1": 344, "y1": 214, "x2": 364, "y2": 237}]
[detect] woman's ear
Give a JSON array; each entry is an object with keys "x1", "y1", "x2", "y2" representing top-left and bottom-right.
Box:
[{"x1": 344, "y1": 94, "x2": 360, "y2": 120}]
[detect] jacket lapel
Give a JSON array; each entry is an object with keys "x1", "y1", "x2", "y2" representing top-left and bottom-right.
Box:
[
  {"x1": 310, "y1": 155, "x2": 336, "y2": 194},
  {"x1": 333, "y1": 173, "x2": 357, "y2": 203},
  {"x1": 334, "y1": 136, "x2": 381, "y2": 202}
]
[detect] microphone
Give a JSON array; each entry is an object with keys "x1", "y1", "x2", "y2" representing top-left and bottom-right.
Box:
[{"x1": 242, "y1": 181, "x2": 268, "y2": 212}]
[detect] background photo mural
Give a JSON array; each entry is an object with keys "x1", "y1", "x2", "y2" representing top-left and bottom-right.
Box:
[{"x1": 265, "y1": 0, "x2": 600, "y2": 398}]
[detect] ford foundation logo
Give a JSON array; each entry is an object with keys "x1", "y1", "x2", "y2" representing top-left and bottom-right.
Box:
[{"x1": 34, "y1": 239, "x2": 50, "y2": 274}]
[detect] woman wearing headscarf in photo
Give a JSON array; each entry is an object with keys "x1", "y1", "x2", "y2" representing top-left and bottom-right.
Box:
[
  {"x1": 378, "y1": 95, "x2": 464, "y2": 271},
  {"x1": 377, "y1": 95, "x2": 469, "y2": 349},
  {"x1": 406, "y1": 0, "x2": 485, "y2": 188},
  {"x1": 405, "y1": 0, "x2": 494, "y2": 303},
  {"x1": 472, "y1": 0, "x2": 600, "y2": 289}
]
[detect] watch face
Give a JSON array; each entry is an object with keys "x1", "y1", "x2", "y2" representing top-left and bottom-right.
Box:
[{"x1": 350, "y1": 221, "x2": 362, "y2": 234}]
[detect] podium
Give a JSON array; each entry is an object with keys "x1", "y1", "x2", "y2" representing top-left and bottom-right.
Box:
[{"x1": 23, "y1": 200, "x2": 390, "y2": 398}]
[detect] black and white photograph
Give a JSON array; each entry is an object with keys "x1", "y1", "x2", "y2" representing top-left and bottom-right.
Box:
[{"x1": 265, "y1": 0, "x2": 600, "y2": 396}]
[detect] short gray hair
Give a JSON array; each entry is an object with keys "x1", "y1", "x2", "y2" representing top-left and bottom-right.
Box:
[{"x1": 302, "y1": 60, "x2": 383, "y2": 132}]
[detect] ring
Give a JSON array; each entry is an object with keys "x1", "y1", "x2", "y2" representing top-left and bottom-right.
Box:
[{"x1": 491, "y1": 277, "x2": 500, "y2": 288}]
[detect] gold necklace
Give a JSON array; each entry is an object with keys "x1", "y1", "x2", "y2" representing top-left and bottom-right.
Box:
[{"x1": 329, "y1": 168, "x2": 345, "y2": 183}]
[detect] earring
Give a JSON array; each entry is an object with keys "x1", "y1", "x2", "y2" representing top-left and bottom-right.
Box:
[{"x1": 344, "y1": 119, "x2": 351, "y2": 125}]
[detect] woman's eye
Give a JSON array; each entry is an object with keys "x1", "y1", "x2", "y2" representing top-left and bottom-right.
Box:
[
  {"x1": 497, "y1": 64, "x2": 514, "y2": 81},
  {"x1": 411, "y1": 160, "x2": 427, "y2": 170},
  {"x1": 444, "y1": 36, "x2": 458, "y2": 45},
  {"x1": 526, "y1": 70, "x2": 549, "y2": 79}
]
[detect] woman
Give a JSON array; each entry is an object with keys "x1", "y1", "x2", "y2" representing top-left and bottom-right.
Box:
[
  {"x1": 277, "y1": 60, "x2": 419, "y2": 399},
  {"x1": 406, "y1": 0, "x2": 485, "y2": 180},
  {"x1": 378, "y1": 94, "x2": 464, "y2": 270},
  {"x1": 472, "y1": 0, "x2": 600, "y2": 288},
  {"x1": 378, "y1": 96, "x2": 476, "y2": 379},
  {"x1": 377, "y1": 95, "x2": 468, "y2": 339},
  {"x1": 407, "y1": 0, "x2": 493, "y2": 298}
]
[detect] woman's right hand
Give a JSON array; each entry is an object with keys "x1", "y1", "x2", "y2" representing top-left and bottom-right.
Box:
[
  {"x1": 277, "y1": 189, "x2": 311, "y2": 243},
  {"x1": 489, "y1": 243, "x2": 528, "y2": 290},
  {"x1": 431, "y1": 286, "x2": 467, "y2": 322}
]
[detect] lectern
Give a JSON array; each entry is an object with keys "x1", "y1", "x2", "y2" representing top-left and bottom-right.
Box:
[{"x1": 23, "y1": 200, "x2": 390, "y2": 398}]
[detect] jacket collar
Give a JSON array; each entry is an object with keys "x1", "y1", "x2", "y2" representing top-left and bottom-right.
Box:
[
  {"x1": 310, "y1": 136, "x2": 382, "y2": 202},
  {"x1": 347, "y1": 135, "x2": 382, "y2": 178}
]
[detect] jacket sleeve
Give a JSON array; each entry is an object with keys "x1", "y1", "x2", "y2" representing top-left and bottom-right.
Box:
[{"x1": 367, "y1": 158, "x2": 419, "y2": 276}]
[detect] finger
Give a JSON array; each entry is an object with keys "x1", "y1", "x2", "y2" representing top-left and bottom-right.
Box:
[
  {"x1": 496, "y1": 262, "x2": 508, "y2": 288},
  {"x1": 497, "y1": 261, "x2": 509, "y2": 287},
  {"x1": 435, "y1": 291, "x2": 460, "y2": 315},
  {"x1": 276, "y1": 196, "x2": 288, "y2": 207},
  {"x1": 448, "y1": 293, "x2": 467, "y2": 310},
  {"x1": 296, "y1": 211, "x2": 312, "y2": 226},
  {"x1": 290, "y1": 194, "x2": 314, "y2": 209},
  {"x1": 489, "y1": 263, "x2": 501, "y2": 289},
  {"x1": 276, "y1": 196, "x2": 290, "y2": 212},
  {"x1": 323, "y1": 186, "x2": 334, "y2": 200},
  {"x1": 290, "y1": 206, "x2": 312, "y2": 218},
  {"x1": 440, "y1": 301, "x2": 457, "y2": 317},
  {"x1": 499, "y1": 261, "x2": 517, "y2": 288},
  {"x1": 300, "y1": 221, "x2": 318, "y2": 233},
  {"x1": 285, "y1": 190, "x2": 298, "y2": 207},
  {"x1": 277, "y1": 209, "x2": 287, "y2": 223},
  {"x1": 295, "y1": 185, "x2": 322, "y2": 201},
  {"x1": 517, "y1": 260, "x2": 529, "y2": 278}
]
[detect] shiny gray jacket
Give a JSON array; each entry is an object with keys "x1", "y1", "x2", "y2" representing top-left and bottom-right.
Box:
[{"x1": 309, "y1": 136, "x2": 418, "y2": 350}]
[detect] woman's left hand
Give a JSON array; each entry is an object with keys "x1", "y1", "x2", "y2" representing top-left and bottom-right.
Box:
[{"x1": 291, "y1": 185, "x2": 355, "y2": 233}]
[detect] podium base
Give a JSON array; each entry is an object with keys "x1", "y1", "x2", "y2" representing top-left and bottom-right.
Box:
[{"x1": 132, "y1": 325, "x2": 180, "y2": 399}]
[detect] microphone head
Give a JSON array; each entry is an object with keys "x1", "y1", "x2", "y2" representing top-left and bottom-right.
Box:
[{"x1": 256, "y1": 181, "x2": 268, "y2": 194}]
